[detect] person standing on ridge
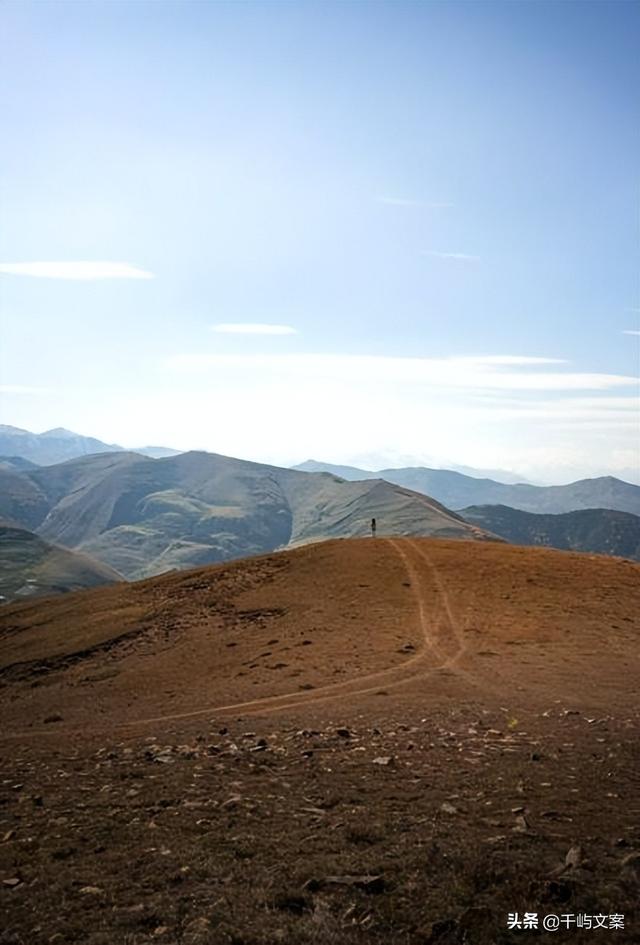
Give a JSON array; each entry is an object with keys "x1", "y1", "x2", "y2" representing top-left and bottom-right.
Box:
[{"x1": 371, "y1": 517, "x2": 377, "y2": 537}]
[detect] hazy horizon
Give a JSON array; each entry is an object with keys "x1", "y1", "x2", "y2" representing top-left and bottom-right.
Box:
[
  {"x1": 2, "y1": 419, "x2": 640, "y2": 487},
  {"x1": 1, "y1": 1, "x2": 638, "y2": 486}
]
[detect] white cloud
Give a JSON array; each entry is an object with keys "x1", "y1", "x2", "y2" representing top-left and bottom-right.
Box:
[
  {"x1": 423, "y1": 251, "x2": 480, "y2": 261},
  {"x1": 622, "y1": 329, "x2": 640, "y2": 336},
  {"x1": 166, "y1": 352, "x2": 634, "y2": 392},
  {"x1": 0, "y1": 262, "x2": 154, "y2": 280},
  {"x1": 376, "y1": 196, "x2": 453, "y2": 208},
  {"x1": 456, "y1": 355, "x2": 567, "y2": 366},
  {"x1": 210, "y1": 323, "x2": 298, "y2": 335}
]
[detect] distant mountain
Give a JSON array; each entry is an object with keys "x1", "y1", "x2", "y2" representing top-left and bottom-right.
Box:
[
  {"x1": 135, "y1": 446, "x2": 182, "y2": 459},
  {"x1": 294, "y1": 460, "x2": 640, "y2": 516},
  {"x1": 0, "y1": 525, "x2": 123, "y2": 601},
  {"x1": 0, "y1": 425, "x2": 121, "y2": 465},
  {"x1": 460, "y1": 505, "x2": 640, "y2": 560},
  {"x1": 294, "y1": 458, "x2": 533, "y2": 485},
  {"x1": 0, "y1": 425, "x2": 180, "y2": 466},
  {"x1": 0, "y1": 451, "x2": 498, "y2": 581}
]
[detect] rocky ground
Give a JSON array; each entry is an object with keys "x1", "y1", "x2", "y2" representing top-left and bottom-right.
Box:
[{"x1": 2, "y1": 701, "x2": 639, "y2": 945}]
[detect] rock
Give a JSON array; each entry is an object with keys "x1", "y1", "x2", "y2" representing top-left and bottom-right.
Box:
[
  {"x1": 336, "y1": 728, "x2": 351, "y2": 738},
  {"x1": 155, "y1": 754, "x2": 173, "y2": 764},
  {"x1": 184, "y1": 916, "x2": 211, "y2": 937},
  {"x1": 2, "y1": 877, "x2": 22, "y2": 888},
  {"x1": 221, "y1": 794, "x2": 242, "y2": 810},
  {"x1": 79, "y1": 886, "x2": 102, "y2": 895},
  {"x1": 440, "y1": 801, "x2": 458, "y2": 815},
  {"x1": 372, "y1": 756, "x2": 394, "y2": 766},
  {"x1": 43, "y1": 713, "x2": 63, "y2": 724},
  {"x1": 564, "y1": 844, "x2": 584, "y2": 869},
  {"x1": 513, "y1": 813, "x2": 530, "y2": 833}
]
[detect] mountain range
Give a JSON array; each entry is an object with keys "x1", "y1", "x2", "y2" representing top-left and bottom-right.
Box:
[
  {"x1": 0, "y1": 430, "x2": 638, "y2": 602},
  {"x1": 0, "y1": 424, "x2": 179, "y2": 466},
  {"x1": 293, "y1": 460, "x2": 640, "y2": 516},
  {"x1": 0, "y1": 425, "x2": 529, "y2": 482},
  {"x1": 0, "y1": 450, "x2": 495, "y2": 584}
]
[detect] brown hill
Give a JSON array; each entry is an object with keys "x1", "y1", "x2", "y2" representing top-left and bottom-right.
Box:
[
  {"x1": 2, "y1": 537, "x2": 638, "y2": 731},
  {"x1": 2, "y1": 537, "x2": 640, "y2": 945}
]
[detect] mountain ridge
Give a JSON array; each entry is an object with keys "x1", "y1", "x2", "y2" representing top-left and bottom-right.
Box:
[
  {"x1": 461, "y1": 504, "x2": 640, "y2": 560},
  {"x1": 293, "y1": 460, "x2": 640, "y2": 515},
  {"x1": 0, "y1": 424, "x2": 181, "y2": 466}
]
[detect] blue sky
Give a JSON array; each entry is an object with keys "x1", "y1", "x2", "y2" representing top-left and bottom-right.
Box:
[{"x1": 1, "y1": 0, "x2": 638, "y2": 482}]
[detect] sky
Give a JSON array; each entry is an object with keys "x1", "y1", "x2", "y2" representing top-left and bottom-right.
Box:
[{"x1": 0, "y1": 0, "x2": 638, "y2": 484}]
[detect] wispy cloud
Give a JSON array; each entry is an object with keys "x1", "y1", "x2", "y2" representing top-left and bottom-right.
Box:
[
  {"x1": 376, "y1": 196, "x2": 453, "y2": 208},
  {"x1": 167, "y1": 352, "x2": 635, "y2": 392},
  {"x1": 456, "y1": 355, "x2": 566, "y2": 366},
  {"x1": 423, "y1": 251, "x2": 480, "y2": 261},
  {"x1": 210, "y1": 323, "x2": 298, "y2": 335},
  {"x1": 0, "y1": 385, "x2": 51, "y2": 394},
  {"x1": 0, "y1": 262, "x2": 154, "y2": 280},
  {"x1": 622, "y1": 329, "x2": 640, "y2": 336}
]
